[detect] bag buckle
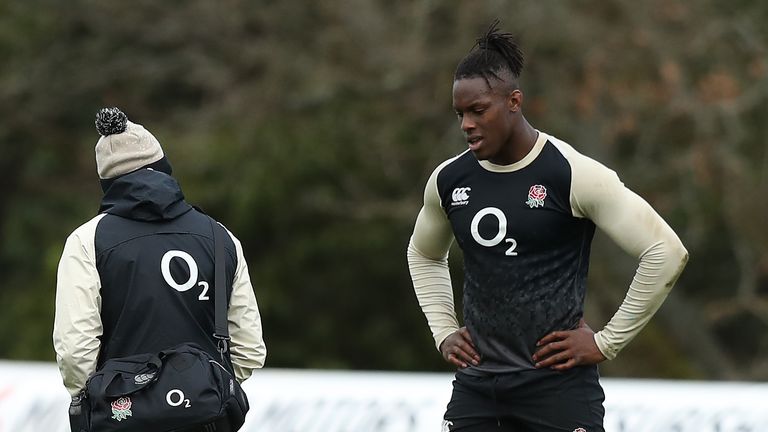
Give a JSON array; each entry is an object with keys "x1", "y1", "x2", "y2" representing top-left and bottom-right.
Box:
[{"x1": 214, "y1": 334, "x2": 230, "y2": 360}]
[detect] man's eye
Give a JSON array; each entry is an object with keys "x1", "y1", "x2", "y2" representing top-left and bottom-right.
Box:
[{"x1": 455, "y1": 112, "x2": 464, "y2": 118}]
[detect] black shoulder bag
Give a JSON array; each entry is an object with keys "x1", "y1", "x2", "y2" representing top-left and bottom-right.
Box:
[{"x1": 70, "y1": 218, "x2": 250, "y2": 432}]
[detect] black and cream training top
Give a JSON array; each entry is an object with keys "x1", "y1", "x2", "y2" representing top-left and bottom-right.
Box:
[{"x1": 408, "y1": 131, "x2": 688, "y2": 374}]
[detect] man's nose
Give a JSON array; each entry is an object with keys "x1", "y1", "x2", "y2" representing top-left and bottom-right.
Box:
[{"x1": 461, "y1": 115, "x2": 475, "y2": 132}]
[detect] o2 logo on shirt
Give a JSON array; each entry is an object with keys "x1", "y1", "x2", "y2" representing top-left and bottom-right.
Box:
[
  {"x1": 470, "y1": 207, "x2": 518, "y2": 256},
  {"x1": 160, "y1": 250, "x2": 210, "y2": 300}
]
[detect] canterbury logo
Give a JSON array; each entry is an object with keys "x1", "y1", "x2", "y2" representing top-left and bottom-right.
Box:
[
  {"x1": 451, "y1": 187, "x2": 471, "y2": 206},
  {"x1": 133, "y1": 373, "x2": 156, "y2": 385}
]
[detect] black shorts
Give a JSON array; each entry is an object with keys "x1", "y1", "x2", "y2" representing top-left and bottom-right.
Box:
[{"x1": 443, "y1": 366, "x2": 605, "y2": 432}]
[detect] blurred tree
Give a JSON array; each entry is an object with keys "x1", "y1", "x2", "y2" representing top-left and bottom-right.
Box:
[{"x1": 0, "y1": 0, "x2": 766, "y2": 379}]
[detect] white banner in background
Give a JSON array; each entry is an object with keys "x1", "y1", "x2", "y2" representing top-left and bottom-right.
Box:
[{"x1": 1, "y1": 360, "x2": 767, "y2": 432}]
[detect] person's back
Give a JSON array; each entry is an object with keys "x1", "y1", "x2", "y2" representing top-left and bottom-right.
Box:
[
  {"x1": 54, "y1": 108, "x2": 266, "y2": 431},
  {"x1": 94, "y1": 167, "x2": 239, "y2": 366}
]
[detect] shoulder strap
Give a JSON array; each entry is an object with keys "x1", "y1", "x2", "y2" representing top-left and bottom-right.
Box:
[{"x1": 209, "y1": 217, "x2": 230, "y2": 358}]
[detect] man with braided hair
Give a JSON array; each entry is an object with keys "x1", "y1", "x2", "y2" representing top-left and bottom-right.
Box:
[{"x1": 407, "y1": 22, "x2": 688, "y2": 431}]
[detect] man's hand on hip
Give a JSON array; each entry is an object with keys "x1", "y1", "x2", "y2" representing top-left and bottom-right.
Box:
[
  {"x1": 440, "y1": 327, "x2": 481, "y2": 368},
  {"x1": 532, "y1": 319, "x2": 606, "y2": 371}
]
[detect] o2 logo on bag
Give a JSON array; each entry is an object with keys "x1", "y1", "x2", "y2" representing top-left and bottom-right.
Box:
[
  {"x1": 166, "y1": 389, "x2": 191, "y2": 408},
  {"x1": 161, "y1": 250, "x2": 210, "y2": 301}
]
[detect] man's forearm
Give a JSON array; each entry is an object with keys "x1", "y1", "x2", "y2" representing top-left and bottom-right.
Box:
[
  {"x1": 595, "y1": 233, "x2": 689, "y2": 359},
  {"x1": 407, "y1": 242, "x2": 460, "y2": 351}
]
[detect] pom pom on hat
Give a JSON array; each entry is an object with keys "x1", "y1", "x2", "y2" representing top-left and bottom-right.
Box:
[
  {"x1": 95, "y1": 107, "x2": 128, "y2": 136},
  {"x1": 94, "y1": 107, "x2": 165, "y2": 179}
]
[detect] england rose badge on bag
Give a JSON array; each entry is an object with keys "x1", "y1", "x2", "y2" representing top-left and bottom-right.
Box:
[{"x1": 110, "y1": 397, "x2": 133, "y2": 421}]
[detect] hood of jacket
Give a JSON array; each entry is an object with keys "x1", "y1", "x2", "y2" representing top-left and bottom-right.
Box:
[{"x1": 99, "y1": 168, "x2": 192, "y2": 221}]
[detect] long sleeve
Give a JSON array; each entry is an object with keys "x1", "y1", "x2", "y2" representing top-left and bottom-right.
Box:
[
  {"x1": 225, "y1": 228, "x2": 267, "y2": 382},
  {"x1": 53, "y1": 214, "x2": 106, "y2": 396},
  {"x1": 408, "y1": 160, "x2": 460, "y2": 351},
  {"x1": 565, "y1": 147, "x2": 689, "y2": 360}
]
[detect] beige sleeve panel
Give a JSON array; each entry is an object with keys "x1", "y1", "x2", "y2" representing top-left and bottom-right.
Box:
[
  {"x1": 53, "y1": 214, "x2": 107, "y2": 397},
  {"x1": 224, "y1": 227, "x2": 267, "y2": 382},
  {"x1": 408, "y1": 159, "x2": 460, "y2": 351},
  {"x1": 556, "y1": 141, "x2": 689, "y2": 360}
]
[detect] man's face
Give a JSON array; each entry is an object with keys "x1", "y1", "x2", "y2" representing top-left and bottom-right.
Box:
[{"x1": 452, "y1": 77, "x2": 515, "y2": 163}]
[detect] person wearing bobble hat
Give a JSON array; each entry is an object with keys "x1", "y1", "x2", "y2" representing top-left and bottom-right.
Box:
[{"x1": 53, "y1": 108, "x2": 266, "y2": 431}]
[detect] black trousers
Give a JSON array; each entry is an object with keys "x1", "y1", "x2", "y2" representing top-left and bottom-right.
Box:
[{"x1": 443, "y1": 366, "x2": 605, "y2": 432}]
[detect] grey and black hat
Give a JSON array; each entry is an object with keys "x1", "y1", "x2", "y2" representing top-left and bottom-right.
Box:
[{"x1": 94, "y1": 107, "x2": 165, "y2": 179}]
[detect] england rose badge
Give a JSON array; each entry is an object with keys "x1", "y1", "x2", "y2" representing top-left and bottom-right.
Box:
[
  {"x1": 526, "y1": 184, "x2": 547, "y2": 208},
  {"x1": 111, "y1": 396, "x2": 133, "y2": 422}
]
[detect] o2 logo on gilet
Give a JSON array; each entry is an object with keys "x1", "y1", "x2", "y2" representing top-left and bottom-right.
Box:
[
  {"x1": 161, "y1": 250, "x2": 210, "y2": 301},
  {"x1": 470, "y1": 207, "x2": 518, "y2": 256}
]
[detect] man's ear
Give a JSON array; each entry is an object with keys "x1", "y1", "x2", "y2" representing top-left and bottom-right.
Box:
[{"x1": 508, "y1": 89, "x2": 523, "y2": 113}]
